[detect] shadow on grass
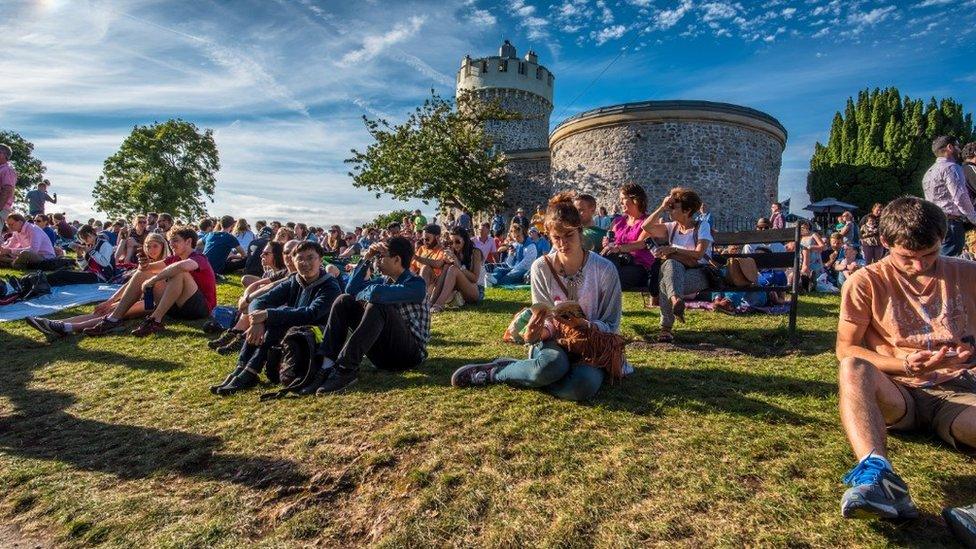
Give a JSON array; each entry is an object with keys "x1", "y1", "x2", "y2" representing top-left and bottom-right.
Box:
[
  {"x1": 629, "y1": 324, "x2": 834, "y2": 358},
  {"x1": 0, "y1": 332, "x2": 308, "y2": 490}
]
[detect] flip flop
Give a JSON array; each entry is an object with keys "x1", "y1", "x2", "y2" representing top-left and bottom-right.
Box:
[
  {"x1": 657, "y1": 330, "x2": 674, "y2": 343},
  {"x1": 672, "y1": 298, "x2": 686, "y2": 324}
]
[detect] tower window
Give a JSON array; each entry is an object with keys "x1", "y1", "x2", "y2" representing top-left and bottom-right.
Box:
[
  {"x1": 481, "y1": 61, "x2": 487, "y2": 73},
  {"x1": 536, "y1": 67, "x2": 543, "y2": 79},
  {"x1": 518, "y1": 62, "x2": 525, "y2": 75},
  {"x1": 499, "y1": 59, "x2": 508, "y2": 72}
]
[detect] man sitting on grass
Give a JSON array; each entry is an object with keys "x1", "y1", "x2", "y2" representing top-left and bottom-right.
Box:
[
  {"x1": 410, "y1": 224, "x2": 447, "y2": 294},
  {"x1": 298, "y1": 236, "x2": 430, "y2": 396},
  {"x1": 0, "y1": 212, "x2": 57, "y2": 268},
  {"x1": 84, "y1": 226, "x2": 217, "y2": 337},
  {"x1": 211, "y1": 241, "x2": 342, "y2": 395},
  {"x1": 835, "y1": 196, "x2": 976, "y2": 544},
  {"x1": 201, "y1": 215, "x2": 245, "y2": 274}
]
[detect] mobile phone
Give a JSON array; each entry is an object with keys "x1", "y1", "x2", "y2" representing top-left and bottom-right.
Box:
[
  {"x1": 945, "y1": 349, "x2": 959, "y2": 357},
  {"x1": 644, "y1": 238, "x2": 659, "y2": 253}
]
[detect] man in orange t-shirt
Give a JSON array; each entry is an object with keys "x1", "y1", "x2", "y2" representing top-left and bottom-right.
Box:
[
  {"x1": 835, "y1": 196, "x2": 976, "y2": 540},
  {"x1": 410, "y1": 224, "x2": 446, "y2": 292}
]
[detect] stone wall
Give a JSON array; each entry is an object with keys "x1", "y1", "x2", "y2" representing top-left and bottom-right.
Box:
[
  {"x1": 502, "y1": 154, "x2": 552, "y2": 213},
  {"x1": 550, "y1": 120, "x2": 783, "y2": 231},
  {"x1": 474, "y1": 89, "x2": 552, "y2": 152}
]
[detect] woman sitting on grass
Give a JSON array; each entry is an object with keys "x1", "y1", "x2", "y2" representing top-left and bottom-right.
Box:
[
  {"x1": 451, "y1": 192, "x2": 624, "y2": 401},
  {"x1": 208, "y1": 240, "x2": 299, "y2": 355},
  {"x1": 430, "y1": 227, "x2": 485, "y2": 312},
  {"x1": 240, "y1": 240, "x2": 286, "y2": 289},
  {"x1": 24, "y1": 233, "x2": 170, "y2": 337},
  {"x1": 489, "y1": 223, "x2": 537, "y2": 286}
]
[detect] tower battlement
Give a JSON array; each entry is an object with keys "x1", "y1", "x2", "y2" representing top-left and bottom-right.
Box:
[{"x1": 457, "y1": 40, "x2": 554, "y2": 106}]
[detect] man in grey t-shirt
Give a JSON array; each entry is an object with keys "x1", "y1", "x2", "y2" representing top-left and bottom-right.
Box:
[{"x1": 26, "y1": 180, "x2": 57, "y2": 216}]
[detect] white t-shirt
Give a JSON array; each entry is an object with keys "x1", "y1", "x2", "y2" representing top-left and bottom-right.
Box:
[{"x1": 664, "y1": 220, "x2": 713, "y2": 265}]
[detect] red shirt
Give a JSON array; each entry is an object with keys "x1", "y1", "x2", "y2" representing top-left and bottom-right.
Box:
[{"x1": 165, "y1": 252, "x2": 217, "y2": 311}]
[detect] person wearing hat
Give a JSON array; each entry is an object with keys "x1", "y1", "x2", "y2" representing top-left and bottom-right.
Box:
[
  {"x1": 26, "y1": 179, "x2": 57, "y2": 216},
  {"x1": 528, "y1": 226, "x2": 551, "y2": 255},
  {"x1": 922, "y1": 135, "x2": 976, "y2": 256},
  {"x1": 512, "y1": 208, "x2": 530, "y2": 230}
]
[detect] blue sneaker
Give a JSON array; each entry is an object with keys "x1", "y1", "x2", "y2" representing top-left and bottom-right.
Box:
[
  {"x1": 841, "y1": 454, "x2": 918, "y2": 519},
  {"x1": 943, "y1": 504, "x2": 976, "y2": 548}
]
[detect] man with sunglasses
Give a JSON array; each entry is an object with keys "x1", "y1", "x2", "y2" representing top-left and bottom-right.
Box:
[
  {"x1": 834, "y1": 196, "x2": 976, "y2": 544},
  {"x1": 299, "y1": 236, "x2": 430, "y2": 396}
]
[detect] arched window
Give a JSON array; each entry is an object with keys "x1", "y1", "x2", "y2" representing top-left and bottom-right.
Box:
[{"x1": 499, "y1": 59, "x2": 508, "y2": 72}]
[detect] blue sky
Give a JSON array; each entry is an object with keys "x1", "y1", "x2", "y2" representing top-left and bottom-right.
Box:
[{"x1": 3, "y1": 0, "x2": 975, "y2": 227}]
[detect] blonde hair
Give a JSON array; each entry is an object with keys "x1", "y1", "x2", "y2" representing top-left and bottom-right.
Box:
[{"x1": 143, "y1": 232, "x2": 171, "y2": 261}]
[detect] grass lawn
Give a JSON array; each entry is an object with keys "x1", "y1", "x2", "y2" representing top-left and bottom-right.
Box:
[{"x1": 1, "y1": 270, "x2": 973, "y2": 547}]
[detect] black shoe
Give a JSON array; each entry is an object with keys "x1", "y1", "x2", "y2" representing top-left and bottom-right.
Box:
[
  {"x1": 944, "y1": 504, "x2": 976, "y2": 548},
  {"x1": 208, "y1": 330, "x2": 240, "y2": 350},
  {"x1": 216, "y1": 333, "x2": 244, "y2": 355},
  {"x1": 297, "y1": 367, "x2": 332, "y2": 396},
  {"x1": 450, "y1": 358, "x2": 515, "y2": 388},
  {"x1": 315, "y1": 367, "x2": 358, "y2": 396},
  {"x1": 25, "y1": 316, "x2": 57, "y2": 337},
  {"x1": 215, "y1": 368, "x2": 259, "y2": 396},
  {"x1": 209, "y1": 364, "x2": 247, "y2": 394}
]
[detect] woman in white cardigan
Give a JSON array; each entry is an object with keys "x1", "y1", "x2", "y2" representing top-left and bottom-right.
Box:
[{"x1": 451, "y1": 192, "x2": 625, "y2": 401}]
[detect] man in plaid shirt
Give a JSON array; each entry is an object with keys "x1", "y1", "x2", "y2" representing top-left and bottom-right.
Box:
[{"x1": 301, "y1": 235, "x2": 431, "y2": 395}]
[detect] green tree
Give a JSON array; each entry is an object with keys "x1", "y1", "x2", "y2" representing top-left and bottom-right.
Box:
[
  {"x1": 92, "y1": 119, "x2": 219, "y2": 220},
  {"x1": 808, "y1": 87, "x2": 975, "y2": 211},
  {"x1": 346, "y1": 89, "x2": 520, "y2": 213},
  {"x1": 370, "y1": 208, "x2": 414, "y2": 229},
  {"x1": 0, "y1": 129, "x2": 48, "y2": 208}
]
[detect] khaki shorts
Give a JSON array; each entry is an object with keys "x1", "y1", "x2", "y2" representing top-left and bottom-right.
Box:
[{"x1": 890, "y1": 371, "x2": 976, "y2": 450}]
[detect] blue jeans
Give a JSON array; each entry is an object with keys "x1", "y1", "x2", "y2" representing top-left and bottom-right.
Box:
[
  {"x1": 492, "y1": 266, "x2": 528, "y2": 285},
  {"x1": 494, "y1": 340, "x2": 605, "y2": 401},
  {"x1": 942, "y1": 218, "x2": 967, "y2": 257}
]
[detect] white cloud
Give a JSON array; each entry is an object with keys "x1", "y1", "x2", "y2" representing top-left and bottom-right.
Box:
[
  {"x1": 469, "y1": 8, "x2": 497, "y2": 26},
  {"x1": 701, "y1": 2, "x2": 738, "y2": 22},
  {"x1": 781, "y1": 7, "x2": 796, "y2": 18},
  {"x1": 848, "y1": 6, "x2": 898, "y2": 27},
  {"x1": 337, "y1": 16, "x2": 426, "y2": 66},
  {"x1": 653, "y1": 0, "x2": 694, "y2": 30},
  {"x1": 913, "y1": 0, "x2": 953, "y2": 7},
  {"x1": 591, "y1": 24, "x2": 627, "y2": 44}
]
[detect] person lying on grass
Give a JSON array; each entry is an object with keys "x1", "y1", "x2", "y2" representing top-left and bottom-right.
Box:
[
  {"x1": 297, "y1": 235, "x2": 430, "y2": 396},
  {"x1": 429, "y1": 227, "x2": 485, "y2": 313},
  {"x1": 211, "y1": 240, "x2": 342, "y2": 395},
  {"x1": 640, "y1": 187, "x2": 714, "y2": 343},
  {"x1": 24, "y1": 233, "x2": 170, "y2": 338},
  {"x1": 451, "y1": 192, "x2": 626, "y2": 402},
  {"x1": 82, "y1": 226, "x2": 217, "y2": 337},
  {"x1": 835, "y1": 196, "x2": 976, "y2": 544},
  {"x1": 208, "y1": 240, "x2": 296, "y2": 355}
]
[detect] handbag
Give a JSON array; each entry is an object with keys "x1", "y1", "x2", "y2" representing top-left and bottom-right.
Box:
[{"x1": 725, "y1": 257, "x2": 759, "y2": 288}]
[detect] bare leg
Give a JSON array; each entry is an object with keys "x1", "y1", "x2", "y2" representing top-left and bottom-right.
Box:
[
  {"x1": 432, "y1": 267, "x2": 459, "y2": 307},
  {"x1": 950, "y1": 407, "x2": 976, "y2": 449},
  {"x1": 106, "y1": 270, "x2": 154, "y2": 322},
  {"x1": 149, "y1": 272, "x2": 199, "y2": 322},
  {"x1": 838, "y1": 356, "x2": 908, "y2": 459}
]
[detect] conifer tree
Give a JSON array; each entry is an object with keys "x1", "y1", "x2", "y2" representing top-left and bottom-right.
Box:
[{"x1": 808, "y1": 87, "x2": 974, "y2": 211}]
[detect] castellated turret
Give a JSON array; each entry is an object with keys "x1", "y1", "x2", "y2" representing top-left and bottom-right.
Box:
[{"x1": 457, "y1": 40, "x2": 554, "y2": 210}]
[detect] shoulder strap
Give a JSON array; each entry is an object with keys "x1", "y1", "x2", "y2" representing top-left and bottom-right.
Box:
[
  {"x1": 668, "y1": 223, "x2": 677, "y2": 245},
  {"x1": 543, "y1": 255, "x2": 571, "y2": 297}
]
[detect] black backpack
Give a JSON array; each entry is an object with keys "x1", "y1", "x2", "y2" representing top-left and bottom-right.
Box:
[
  {"x1": 8, "y1": 271, "x2": 52, "y2": 300},
  {"x1": 259, "y1": 325, "x2": 323, "y2": 401}
]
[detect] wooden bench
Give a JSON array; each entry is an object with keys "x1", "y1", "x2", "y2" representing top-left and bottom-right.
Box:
[{"x1": 711, "y1": 226, "x2": 802, "y2": 341}]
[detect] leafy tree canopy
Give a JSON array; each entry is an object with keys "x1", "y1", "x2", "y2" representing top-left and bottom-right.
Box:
[
  {"x1": 346, "y1": 89, "x2": 520, "y2": 214},
  {"x1": 92, "y1": 119, "x2": 220, "y2": 220},
  {"x1": 0, "y1": 129, "x2": 48, "y2": 208},
  {"x1": 807, "y1": 87, "x2": 975, "y2": 211},
  {"x1": 370, "y1": 209, "x2": 414, "y2": 229}
]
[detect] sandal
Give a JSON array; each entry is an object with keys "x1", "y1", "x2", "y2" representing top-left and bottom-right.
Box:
[
  {"x1": 672, "y1": 297, "x2": 686, "y2": 324},
  {"x1": 657, "y1": 330, "x2": 674, "y2": 343}
]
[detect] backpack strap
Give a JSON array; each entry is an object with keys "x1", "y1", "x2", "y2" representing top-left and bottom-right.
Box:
[{"x1": 543, "y1": 255, "x2": 571, "y2": 297}]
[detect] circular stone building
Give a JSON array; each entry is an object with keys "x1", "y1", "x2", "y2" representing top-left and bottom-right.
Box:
[{"x1": 457, "y1": 42, "x2": 787, "y2": 228}]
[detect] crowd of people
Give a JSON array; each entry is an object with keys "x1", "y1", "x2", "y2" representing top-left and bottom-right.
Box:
[{"x1": 4, "y1": 135, "x2": 976, "y2": 542}]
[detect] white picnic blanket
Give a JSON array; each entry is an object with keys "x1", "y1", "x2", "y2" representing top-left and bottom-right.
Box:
[{"x1": 0, "y1": 284, "x2": 121, "y2": 322}]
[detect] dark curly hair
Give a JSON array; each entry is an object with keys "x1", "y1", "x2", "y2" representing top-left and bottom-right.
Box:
[
  {"x1": 963, "y1": 141, "x2": 976, "y2": 160},
  {"x1": 619, "y1": 182, "x2": 648, "y2": 214}
]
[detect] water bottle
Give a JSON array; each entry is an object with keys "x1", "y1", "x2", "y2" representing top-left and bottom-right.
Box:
[
  {"x1": 512, "y1": 308, "x2": 534, "y2": 342},
  {"x1": 143, "y1": 286, "x2": 155, "y2": 311}
]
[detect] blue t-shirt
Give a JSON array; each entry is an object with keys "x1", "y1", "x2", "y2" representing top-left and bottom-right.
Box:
[
  {"x1": 101, "y1": 230, "x2": 118, "y2": 247},
  {"x1": 42, "y1": 226, "x2": 58, "y2": 246},
  {"x1": 201, "y1": 231, "x2": 240, "y2": 274}
]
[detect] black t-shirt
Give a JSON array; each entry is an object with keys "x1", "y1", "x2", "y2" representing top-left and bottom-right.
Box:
[{"x1": 243, "y1": 237, "x2": 269, "y2": 276}]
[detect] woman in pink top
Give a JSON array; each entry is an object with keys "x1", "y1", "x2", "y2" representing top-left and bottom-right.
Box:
[{"x1": 601, "y1": 183, "x2": 654, "y2": 289}]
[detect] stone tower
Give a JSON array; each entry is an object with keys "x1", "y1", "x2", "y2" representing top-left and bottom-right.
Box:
[{"x1": 457, "y1": 40, "x2": 554, "y2": 211}]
